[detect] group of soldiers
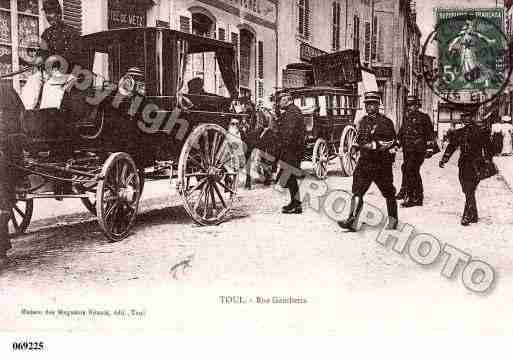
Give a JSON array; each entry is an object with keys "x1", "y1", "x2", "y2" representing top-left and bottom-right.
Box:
[
  {"x1": 335, "y1": 90, "x2": 492, "y2": 231},
  {"x1": 276, "y1": 88, "x2": 492, "y2": 234},
  {"x1": 273, "y1": 90, "x2": 440, "y2": 229}
]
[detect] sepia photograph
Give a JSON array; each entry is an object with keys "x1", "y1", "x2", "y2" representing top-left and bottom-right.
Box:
[{"x1": 0, "y1": 0, "x2": 512, "y2": 354}]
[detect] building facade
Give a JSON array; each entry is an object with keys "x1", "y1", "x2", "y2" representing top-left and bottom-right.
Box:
[
  {"x1": 276, "y1": 0, "x2": 424, "y2": 129},
  {"x1": 2, "y1": 0, "x2": 278, "y2": 102}
]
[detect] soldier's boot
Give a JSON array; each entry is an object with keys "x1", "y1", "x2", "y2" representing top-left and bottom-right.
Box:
[
  {"x1": 395, "y1": 188, "x2": 407, "y2": 200},
  {"x1": 282, "y1": 176, "x2": 302, "y2": 214},
  {"x1": 461, "y1": 197, "x2": 472, "y2": 226},
  {"x1": 469, "y1": 194, "x2": 478, "y2": 223},
  {"x1": 385, "y1": 197, "x2": 398, "y2": 230},
  {"x1": 337, "y1": 195, "x2": 363, "y2": 231},
  {"x1": 401, "y1": 190, "x2": 422, "y2": 207}
]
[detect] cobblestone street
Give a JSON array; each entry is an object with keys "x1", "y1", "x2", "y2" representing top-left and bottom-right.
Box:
[{"x1": 2, "y1": 152, "x2": 513, "y2": 335}]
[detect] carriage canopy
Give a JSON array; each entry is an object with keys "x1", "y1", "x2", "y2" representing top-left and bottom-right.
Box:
[{"x1": 79, "y1": 27, "x2": 240, "y2": 98}]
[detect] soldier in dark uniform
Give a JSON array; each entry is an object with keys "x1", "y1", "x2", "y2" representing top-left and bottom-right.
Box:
[
  {"x1": 277, "y1": 93, "x2": 305, "y2": 214},
  {"x1": 396, "y1": 95, "x2": 435, "y2": 207},
  {"x1": 0, "y1": 83, "x2": 26, "y2": 266},
  {"x1": 338, "y1": 91, "x2": 398, "y2": 231},
  {"x1": 439, "y1": 112, "x2": 493, "y2": 226}
]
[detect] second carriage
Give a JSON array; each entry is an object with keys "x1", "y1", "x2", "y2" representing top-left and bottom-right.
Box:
[{"x1": 277, "y1": 50, "x2": 370, "y2": 179}]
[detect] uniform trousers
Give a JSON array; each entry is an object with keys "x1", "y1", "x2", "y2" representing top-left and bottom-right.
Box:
[
  {"x1": 403, "y1": 151, "x2": 425, "y2": 200},
  {"x1": 459, "y1": 159, "x2": 480, "y2": 220},
  {"x1": 352, "y1": 158, "x2": 396, "y2": 199}
]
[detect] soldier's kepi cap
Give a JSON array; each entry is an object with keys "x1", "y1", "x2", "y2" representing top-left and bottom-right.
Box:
[
  {"x1": 363, "y1": 91, "x2": 381, "y2": 103},
  {"x1": 406, "y1": 94, "x2": 421, "y2": 104},
  {"x1": 43, "y1": 0, "x2": 62, "y2": 13}
]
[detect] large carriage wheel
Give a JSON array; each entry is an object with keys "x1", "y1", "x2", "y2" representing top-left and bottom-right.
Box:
[
  {"x1": 96, "y1": 152, "x2": 142, "y2": 242},
  {"x1": 77, "y1": 169, "x2": 144, "y2": 216},
  {"x1": 312, "y1": 138, "x2": 329, "y2": 180},
  {"x1": 177, "y1": 123, "x2": 239, "y2": 226},
  {"x1": 8, "y1": 198, "x2": 33, "y2": 235},
  {"x1": 339, "y1": 125, "x2": 359, "y2": 176}
]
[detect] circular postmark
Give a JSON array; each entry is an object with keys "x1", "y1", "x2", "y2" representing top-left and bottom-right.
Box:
[{"x1": 422, "y1": 10, "x2": 512, "y2": 107}]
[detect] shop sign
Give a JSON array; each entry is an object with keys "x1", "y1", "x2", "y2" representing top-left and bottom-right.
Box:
[
  {"x1": 282, "y1": 69, "x2": 312, "y2": 88},
  {"x1": 373, "y1": 66, "x2": 392, "y2": 78},
  {"x1": 218, "y1": 0, "x2": 276, "y2": 23},
  {"x1": 299, "y1": 43, "x2": 327, "y2": 63},
  {"x1": 311, "y1": 49, "x2": 362, "y2": 86},
  {"x1": 108, "y1": 0, "x2": 148, "y2": 29}
]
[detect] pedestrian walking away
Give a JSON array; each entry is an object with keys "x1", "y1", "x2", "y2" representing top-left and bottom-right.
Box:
[
  {"x1": 276, "y1": 93, "x2": 305, "y2": 214},
  {"x1": 338, "y1": 91, "x2": 398, "y2": 231},
  {"x1": 439, "y1": 112, "x2": 494, "y2": 226},
  {"x1": 396, "y1": 94, "x2": 436, "y2": 207}
]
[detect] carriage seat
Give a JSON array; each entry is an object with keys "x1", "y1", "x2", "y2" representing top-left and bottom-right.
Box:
[
  {"x1": 22, "y1": 88, "x2": 101, "y2": 154},
  {"x1": 184, "y1": 93, "x2": 232, "y2": 113}
]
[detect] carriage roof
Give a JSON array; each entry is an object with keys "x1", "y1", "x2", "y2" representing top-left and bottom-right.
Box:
[
  {"x1": 277, "y1": 85, "x2": 356, "y2": 98},
  {"x1": 80, "y1": 27, "x2": 240, "y2": 98}
]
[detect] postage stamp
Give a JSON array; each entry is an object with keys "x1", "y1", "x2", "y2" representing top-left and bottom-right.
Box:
[{"x1": 422, "y1": 8, "x2": 512, "y2": 106}]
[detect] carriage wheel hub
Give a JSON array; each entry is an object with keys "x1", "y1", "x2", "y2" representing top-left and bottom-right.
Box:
[{"x1": 118, "y1": 186, "x2": 136, "y2": 203}]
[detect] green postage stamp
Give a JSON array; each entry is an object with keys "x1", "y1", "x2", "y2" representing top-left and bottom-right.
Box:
[{"x1": 433, "y1": 8, "x2": 508, "y2": 94}]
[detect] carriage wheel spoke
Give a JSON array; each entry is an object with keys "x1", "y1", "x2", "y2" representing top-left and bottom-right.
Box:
[
  {"x1": 213, "y1": 141, "x2": 228, "y2": 168},
  {"x1": 212, "y1": 182, "x2": 228, "y2": 208},
  {"x1": 202, "y1": 132, "x2": 211, "y2": 166},
  {"x1": 189, "y1": 152, "x2": 207, "y2": 171},
  {"x1": 202, "y1": 182, "x2": 211, "y2": 218},
  {"x1": 214, "y1": 178, "x2": 236, "y2": 195},
  {"x1": 210, "y1": 132, "x2": 221, "y2": 166},
  {"x1": 185, "y1": 177, "x2": 208, "y2": 197},
  {"x1": 14, "y1": 204, "x2": 25, "y2": 218},
  {"x1": 193, "y1": 185, "x2": 207, "y2": 214},
  {"x1": 10, "y1": 209, "x2": 20, "y2": 232},
  {"x1": 184, "y1": 172, "x2": 208, "y2": 178},
  {"x1": 209, "y1": 184, "x2": 217, "y2": 213}
]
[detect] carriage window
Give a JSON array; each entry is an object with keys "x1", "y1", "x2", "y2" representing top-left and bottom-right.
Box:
[
  {"x1": 294, "y1": 98, "x2": 301, "y2": 107},
  {"x1": 318, "y1": 96, "x2": 327, "y2": 117},
  {"x1": 181, "y1": 51, "x2": 228, "y2": 96},
  {"x1": 92, "y1": 52, "x2": 109, "y2": 86}
]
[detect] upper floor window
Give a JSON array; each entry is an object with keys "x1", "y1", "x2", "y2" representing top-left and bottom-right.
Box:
[
  {"x1": 298, "y1": 0, "x2": 310, "y2": 39},
  {"x1": 353, "y1": 15, "x2": 359, "y2": 52},
  {"x1": 332, "y1": 2, "x2": 341, "y2": 51}
]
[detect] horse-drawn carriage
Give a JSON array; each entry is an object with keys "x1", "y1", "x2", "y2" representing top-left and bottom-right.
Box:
[
  {"x1": 4, "y1": 27, "x2": 246, "y2": 241},
  {"x1": 276, "y1": 50, "x2": 366, "y2": 179}
]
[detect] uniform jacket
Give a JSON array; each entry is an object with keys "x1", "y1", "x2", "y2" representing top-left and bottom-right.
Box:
[
  {"x1": 398, "y1": 110, "x2": 435, "y2": 153},
  {"x1": 356, "y1": 113, "x2": 396, "y2": 163},
  {"x1": 36, "y1": 21, "x2": 82, "y2": 71},
  {"x1": 278, "y1": 103, "x2": 305, "y2": 165},
  {"x1": 441, "y1": 124, "x2": 492, "y2": 165}
]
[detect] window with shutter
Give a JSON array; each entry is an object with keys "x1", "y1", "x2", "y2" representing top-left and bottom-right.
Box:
[
  {"x1": 332, "y1": 2, "x2": 341, "y2": 51},
  {"x1": 298, "y1": 0, "x2": 310, "y2": 39},
  {"x1": 257, "y1": 40, "x2": 263, "y2": 79},
  {"x1": 63, "y1": 0, "x2": 82, "y2": 34},
  {"x1": 231, "y1": 32, "x2": 238, "y2": 53},
  {"x1": 378, "y1": 21, "x2": 384, "y2": 62},
  {"x1": 364, "y1": 21, "x2": 370, "y2": 63},
  {"x1": 218, "y1": 27, "x2": 225, "y2": 41},
  {"x1": 353, "y1": 15, "x2": 359, "y2": 51},
  {"x1": 179, "y1": 16, "x2": 190, "y2": 33},
  {"x1": 371, "y1": 16, "x2": 377, "y2": 61}
]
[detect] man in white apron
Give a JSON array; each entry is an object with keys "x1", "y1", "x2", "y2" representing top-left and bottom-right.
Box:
[{"x1": 20, "y1": 0, "x2": 80, "y2": 110}]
